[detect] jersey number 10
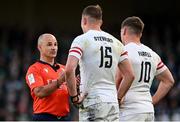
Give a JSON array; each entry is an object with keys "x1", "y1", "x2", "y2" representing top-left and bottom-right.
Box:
[
  {"x1": 138, "y1": 61, "x2": 151, "y2": 83},
  {"x1": 99, "y1": 46, "x2": 112, "y2": 68}
]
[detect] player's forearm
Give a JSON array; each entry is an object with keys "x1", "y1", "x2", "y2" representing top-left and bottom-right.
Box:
[
  {"x1": 115, "y1": 70, "x2": 123, "y2": 90},
  {"x1": 118, "y1": 75, "x2": 134, "y2": 99},
  {"x1": 117, "y1": 59, "x2": 134, "y2": 99},
  {"x1": 66, "y1": 70, "x2": 77, "y2": 96},
  {"x1": 153, "y1": 69, "x2": 174, "y2": 105},
  {"x1": 152, "y1": 81, "x2": 173, "y2": 105}
]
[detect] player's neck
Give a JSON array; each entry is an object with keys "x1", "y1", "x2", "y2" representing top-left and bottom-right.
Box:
[
  {"x1": 125, "y1": 36, "x2": 141, "y2": 45},
  {"x1": 86, "y1": 25, "x2": 101, "y2": 32},
  {"x1": 40, "y1": 56, "x2": 54, "y2": 65}
]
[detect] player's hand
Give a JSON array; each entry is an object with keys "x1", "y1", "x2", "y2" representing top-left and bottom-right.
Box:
[
  {"x1": 118, "y1": 97, "x2": 124, "y2": 106},
  {"x1": 78, "y1": 92, "x2": 88, "y2": 103},
  {"x1": 76, "y1": 93, "x2": 88, "y2": 108},
  {"x1": 71, "y1": 92, "x2": 88, "y2": 108}
]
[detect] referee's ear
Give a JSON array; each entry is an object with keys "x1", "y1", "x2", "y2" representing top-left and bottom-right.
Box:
[{"x1": 37, "y1": 44, "x2": 42, "y2": 52}]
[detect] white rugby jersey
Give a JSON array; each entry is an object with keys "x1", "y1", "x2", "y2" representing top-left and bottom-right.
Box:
[
  {"x1": 120, "y1": 42, "x2": 167, "y2": 116},
  {"x1": 69, "y1": 30, "x2": 128, "y2": 107}
]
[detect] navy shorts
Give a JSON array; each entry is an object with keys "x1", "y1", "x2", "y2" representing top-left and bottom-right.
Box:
[{"x1": 32, "y1": 113, "x2": 70, "y2": 121}]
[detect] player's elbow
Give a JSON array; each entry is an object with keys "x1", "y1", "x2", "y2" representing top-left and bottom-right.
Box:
[
  {"x1": 161, "y1": 77, "x2": 174, "y2": 90},
  {"x1": 156, "y1": 69, "x2": 175, "y2": 89},
  {"x1": 164, "y1": 71, "x2": 175, "y2": 88},
  {"x1": 168, "y1": 77, "x2": 175, "y2": 88},
  {"x1": 127, "y1": 72, "x2": 135, "y2": 83}
]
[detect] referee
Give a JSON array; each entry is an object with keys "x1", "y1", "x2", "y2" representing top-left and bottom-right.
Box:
[{"x1": 25, "y1": 34, "x2": 70, "y2": 121}]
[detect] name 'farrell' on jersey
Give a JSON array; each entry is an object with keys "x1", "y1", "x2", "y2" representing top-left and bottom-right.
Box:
[
  {"x1": 69, "y1": 30, "x2": 127, "y2": 107},
  {"x1": 120, "y1": 42, "x2": 167, "y2": 116}
]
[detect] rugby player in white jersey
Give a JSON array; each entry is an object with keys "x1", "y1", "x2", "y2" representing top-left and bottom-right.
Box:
[
  {"x1": 117, "y1": 16, "x2": 174, "y2": 121},
  {"x1": 65, "y1": 5, "x2": 134, "y2": 121}
]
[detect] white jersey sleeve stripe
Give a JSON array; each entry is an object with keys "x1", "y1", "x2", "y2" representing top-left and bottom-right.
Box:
[
  {"x1": 157, "y1": 61, "x2": 165, "y2": 70},
  {"x1": 121, "y1": 51, "x2": 128, "y2": 56},
  {"x1": 69, "y1": 46, "x2": 83, "y2": 59},
  {"x1": 157, "y1": 61, "x2": 163, "y2": 66},
  {"x1": 69, "y1": 49, "x2": 82, "y2": 55},
  {"x1": 69, "y1": 49, "x2": 82, "y2": 59},
  {"x1": 157, "y1": 64, "x2": 165, "y2": 70},
  {"x1": 156, "y1": 60, "x2": 167, "y2": 75},
  {"x1": 156, "y1": 64, "x2": 167, "y2": 76},
  {"x1": 71, "y1": 47, "x2": 83, "y2": 54},
  {"x1": 119, "y1": 51, "x2": 128, "y2": 62}
]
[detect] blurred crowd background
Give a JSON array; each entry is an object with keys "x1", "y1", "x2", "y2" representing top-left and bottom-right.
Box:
[{"x1": 0, "y1": 0, "x2": 180, "y2": 121}]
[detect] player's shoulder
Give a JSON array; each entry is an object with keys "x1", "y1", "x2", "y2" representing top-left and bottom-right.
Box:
[
  {"x1": 74, "y1": 33, "x2": 84, "y2": 41},
  {"x1": 72, "y1": 32, "x2": 89, "y2": 44},
  {"x1": 142, "y1": 44, "x2": 153, "y2": 51},
  {"x1": 73, "y1": 30, "x2": 102, "y2": 43},
  {"x1": 101, "y1": 31, "x2": 123, "y2": 47},
  {"x1": 140, "y1": 44, "x2": 161, "y2": 60},
  {"x1": 102, "y1": 31, "x2": 119, "y2": 40},
  {"x1": 125, "y1": 43, "x2": 152, "y2": 51},
  {"x1": 142, "y1": 44, "x2": 158, "y2": 55},
  {"x1": 75, "y1": 30, "x2": 95, "y2": 39}
]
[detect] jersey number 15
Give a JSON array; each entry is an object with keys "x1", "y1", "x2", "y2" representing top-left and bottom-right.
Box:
[{"x1": 99, "y1": 46, "x2": 112, "y2": 68}]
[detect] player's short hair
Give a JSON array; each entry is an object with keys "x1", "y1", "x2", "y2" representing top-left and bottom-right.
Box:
[
  {"x1": 121, "y1": 16, "x2": 144, "y2": 35},
  {"x1": 82, "y1": 5, "x2": 102, "y2": 20}
]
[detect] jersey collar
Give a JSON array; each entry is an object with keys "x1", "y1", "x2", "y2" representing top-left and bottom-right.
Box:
[{"x1": 37, "y1": 60, "x2": 60, "y2": 72}]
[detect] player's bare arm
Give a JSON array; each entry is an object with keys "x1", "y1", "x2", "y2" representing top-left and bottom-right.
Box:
[
  {"x1": 65, "y1": 55, "x2": 79, "y2": 101},
  {"x1": 65, "y1": 55, "x2": 87, "y2": 105},
  {"x1": 152, "y1": 69, "x2": 174, "y2": 105},
  {"x1": 115, "y1": 68, "x2": 123, "y2": 90},
  {"x1": 117, "y1": 59, "x2": 134, "y2": 101}
]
